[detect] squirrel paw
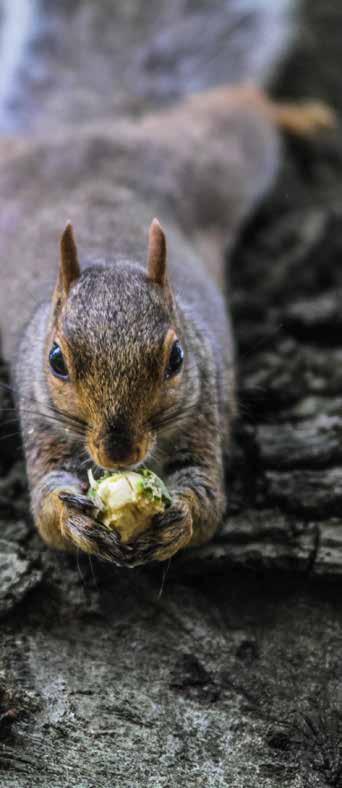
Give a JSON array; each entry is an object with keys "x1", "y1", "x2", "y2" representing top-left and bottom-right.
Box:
[
  {"x1": 41, "y1": 490, "x2": 193, "y2": 567},
  {"x1": 50, "y1": 490, "x2": 135, "y2": 565},
  {"x1": 61, "y1": 492, "x2": 193, "y2": 565},
  {"x1": 128, "y1": 498, "x2": 193, "y2": 564}
]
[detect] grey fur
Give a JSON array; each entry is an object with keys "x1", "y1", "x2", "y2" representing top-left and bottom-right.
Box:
[{"x1": 0, "y1": 5, "x2": 289, "y2": 564}]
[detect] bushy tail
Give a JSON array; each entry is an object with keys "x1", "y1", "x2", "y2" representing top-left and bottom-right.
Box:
[
  {"x1": 0, "y1": 0, "x2": 296, "y2": 132},
  {"x1": 133, "y1": 0, "x2": 296, "y2": 102}
]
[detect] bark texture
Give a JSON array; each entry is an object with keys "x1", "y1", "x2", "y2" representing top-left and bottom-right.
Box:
[{"x1": 1, "y1": 1, "x2": 342, "y2": 787}]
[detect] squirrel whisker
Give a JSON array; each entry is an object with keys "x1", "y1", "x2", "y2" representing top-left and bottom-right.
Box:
[
  {"x1": 1, "y1": 409, "x2": 87, "y2": 439},
  {"x1": 46, "y1": 403, "x2": 87, "y2": 431},
  {"x1": 147, "y1": 443, "x2": 167, "y2": 467},
  {"x1": 0, "y1": 382, "x2": 87, "y2": 436},
  {"x1": 0, "y1": 430, "x2": 23, "y2": 442},
  {"x1": 149, "y1": 404, "x2": 195, "y2": 432},
  {"x1": 0, "y1": 380, "x2": 17, "y2": 396}
]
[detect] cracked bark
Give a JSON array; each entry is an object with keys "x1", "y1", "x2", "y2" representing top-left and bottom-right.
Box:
[{"x1": 1, "y1": 1, "x2": 342, "y2": 787}]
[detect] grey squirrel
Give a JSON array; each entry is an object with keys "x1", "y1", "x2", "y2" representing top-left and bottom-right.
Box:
[{"x1": 0, "y1": 5, "x2": 334, "y2": 566}]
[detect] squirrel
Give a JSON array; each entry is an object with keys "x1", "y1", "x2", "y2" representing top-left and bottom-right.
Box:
[{"x1": 0, "y1": 14, "x2": 335, "y2": 567}]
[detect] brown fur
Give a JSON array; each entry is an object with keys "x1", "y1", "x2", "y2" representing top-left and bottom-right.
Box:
[
  {"x1": 59, "y1": 223, "x2": 80, "y2": 296},
  {"x1": 0, "y1": 84, "x2": 334, "y2": 565},
  {"x1": 147, "y1": 219, "x2": 167, "y2": 288}
]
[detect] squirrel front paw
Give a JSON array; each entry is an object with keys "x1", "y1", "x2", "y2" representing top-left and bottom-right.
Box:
[
  {"x1": 39, "y1": 488, "x2": 136, "y2": 565},
  {"x1": 128, "y1": 498, "x2": 193, "y2": 564},
  {"x1": 62, "y1": 493, "x2": 193, "y2": 565},
  {"x1": 38, "y1": 489, "x2": 193, "y2": 566}
]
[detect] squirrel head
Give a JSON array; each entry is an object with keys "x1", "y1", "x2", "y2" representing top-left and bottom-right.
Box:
[{"x1": 46, "y1": 220, "x2": 187, "y2": 470}]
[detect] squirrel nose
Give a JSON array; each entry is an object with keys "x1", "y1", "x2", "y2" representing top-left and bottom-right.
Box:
[
  {"x1": 101, "y1": 418, "x2": 138, "y2": 465},
  {"x1": 104, "y1": 430, "x2": 133, "y2": 463},
  {"x1": 89, "y1": 420, "x2": 150, "y2": 469}
]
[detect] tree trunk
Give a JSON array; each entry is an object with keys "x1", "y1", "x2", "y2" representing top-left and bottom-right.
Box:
[{"x1": 1, "y1": 1, "x2": 342, "y2": 786}]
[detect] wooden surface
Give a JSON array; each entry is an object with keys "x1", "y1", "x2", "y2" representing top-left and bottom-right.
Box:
[{"x1": 1, "y1": 1, "x2": 342, "y2": 786}]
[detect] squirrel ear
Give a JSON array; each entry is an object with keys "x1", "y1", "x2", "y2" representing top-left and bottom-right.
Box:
[
  {"x1": 147, "y1": 218, "x2": 167, "y2": 288},
  {"x1": 58, "y1": 222, "x2": 80, "y2": 298}
]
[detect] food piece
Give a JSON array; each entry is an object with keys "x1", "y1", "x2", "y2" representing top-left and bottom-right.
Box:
[{"x1": 87, "y1": 469, "x2": 172, "y2": 543}]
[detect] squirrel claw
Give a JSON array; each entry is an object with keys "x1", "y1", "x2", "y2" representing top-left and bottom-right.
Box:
[
  {"x1": 59, "y1": 491, "x2": 96, "y2": 513},
  {"x1": 56, "y1": 490, "x2": 192, "y2": 567},
  {"x1": 124, "y1": 499, "x2": 193, "y2": 565},
  {"x1": 64, "y1": 510, "x2": 136, "y2": 566}
]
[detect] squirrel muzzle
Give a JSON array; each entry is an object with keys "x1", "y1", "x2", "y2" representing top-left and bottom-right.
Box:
[{"x1": 88, "y1": 422, "x2": 155, "y2": 470}]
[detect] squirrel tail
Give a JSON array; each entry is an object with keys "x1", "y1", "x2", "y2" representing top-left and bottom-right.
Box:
[
  {"x1": 236, "y1": 0, "x2": 296, "y2": 86},
  {"x1": 0, "y1": 1, "x2": 296, "y2": 131},
  {"x1": 136, "y1": 0, "x2": 296, "y2": 100}
]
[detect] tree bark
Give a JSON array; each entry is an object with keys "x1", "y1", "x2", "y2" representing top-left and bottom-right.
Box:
[{"x1": 1, "y1": 1, "x2": 342, "y2": 787}]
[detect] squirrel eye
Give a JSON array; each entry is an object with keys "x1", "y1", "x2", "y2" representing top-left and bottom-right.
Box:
[
  {"x1": 165, "y1": 340, "x2": 184, "y2": 379},
  {"x1": 49, "y1": 343, "x2": 69, "y2": 380}
]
